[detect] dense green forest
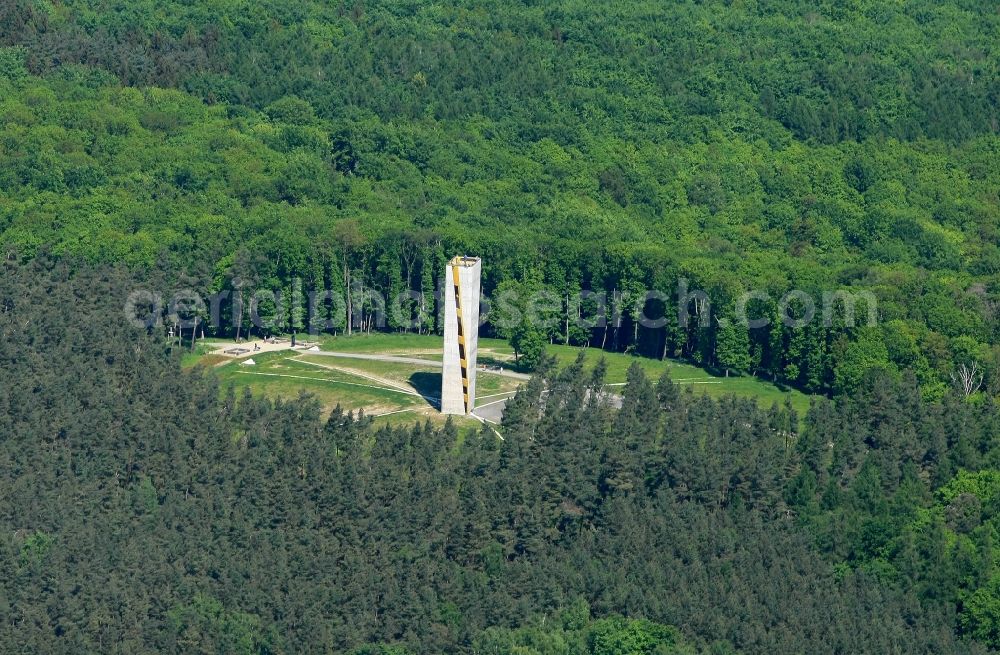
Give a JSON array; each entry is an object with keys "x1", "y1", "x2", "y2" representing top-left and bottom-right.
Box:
[
  {"x1": 1, "y1": 0, "x2": 999, "y2": 398},
  {"x1": 7, "y1": 258, "x2": 1000, "y2": 653},
  {"x1": 3, "y1": 3, "x2": 1000, "y2": 650}
]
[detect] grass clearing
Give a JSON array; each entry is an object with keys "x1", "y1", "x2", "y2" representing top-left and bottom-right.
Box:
[
  {"x1": 202, "y1": 333, "x2": 813, "y2": 425},
  {"x1": 538, "y1": 343, "x2": 812, "y2": 416},
  {"x1": 210, "y1": 350, "x2": 489, "y2": 431},
  {"x1": 313, "y1": 332, "x2": 444, "y2": 356},
  {"x1": 296, "y1": 353, "x2": 522, "y2": 399},
  {"x1": 179, "y1": 342, "x2": 221, "y2": 368},
  {"x1": 215, "y1": 351, "x2": 425, "y2": 415}
]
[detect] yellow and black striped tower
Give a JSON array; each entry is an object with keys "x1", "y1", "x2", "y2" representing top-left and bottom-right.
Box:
[{"x1": 441, "y1": 256, "x2": 481, "y2": 415}]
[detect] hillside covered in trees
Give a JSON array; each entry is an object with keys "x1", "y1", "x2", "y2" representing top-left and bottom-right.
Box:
[
  {"x1": 4, "y1": 3, "x2": 1000, "y2": 651},
  {"x1": 6, "y1": 258, "x2": 1000, "y2": 653},
  {"x1": 1, "y1": 0, "x2": 999, "y2": 398}
]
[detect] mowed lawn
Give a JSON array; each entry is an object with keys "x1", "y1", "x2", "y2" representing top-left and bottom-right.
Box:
[
  {"x1": 540, "y1": 344, "x2": 813, "y2": 417},
  {"x1": 312, "y1": 333, "x2": 445, "y2": 358},
  {"x1": 208, "y1": 350, "x2": 497, "y2": 430},
  {"x1": 295, "y1": 354, "x2": 521, "y2": 399},
  {"x1": 214, "y1": 352, "x2": 426, "y2": 412},
  {"x1": 197, "y1": 333, "x2": 813, "y2": 427},
  {"x1": 311, "y1": 333, "x2": 813, "y2": 416}
]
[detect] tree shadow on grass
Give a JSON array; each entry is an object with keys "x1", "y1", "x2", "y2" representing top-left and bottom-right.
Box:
[
  {"x1": 478, "y1": 353, "x2": 531, "y2": 374},
  {"x1": 409, "y1": 371, "x2": 441, "y2": 410}
]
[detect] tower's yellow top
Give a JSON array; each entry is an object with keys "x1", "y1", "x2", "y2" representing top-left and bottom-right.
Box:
[{"x1": 449, "y1": 256, "x2": 480, "y2": 267}]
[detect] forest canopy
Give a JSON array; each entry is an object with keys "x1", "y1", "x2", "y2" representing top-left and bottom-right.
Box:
[
  {"x1": 3, "y1": 257, "x2": 1000, "y2": 653},
  {"x1": 3, "y1": 2, "x2": 1000, "y2": 649},
  {"x1": 2, "y1": 1, "x2": 1000, "y2": 398}
]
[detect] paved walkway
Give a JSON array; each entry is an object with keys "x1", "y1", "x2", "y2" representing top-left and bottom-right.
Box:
[
  {"x1": 209, "y1": 339, "x2": 296, "y2": 357},
  {"x1": 471, "y1": 394, "x2": 516, "y2": 423}
]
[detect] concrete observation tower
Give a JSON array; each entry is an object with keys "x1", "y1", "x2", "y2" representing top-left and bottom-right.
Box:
[{"x1": 441, "y1": 256, "x2": 482, "y2": 415}]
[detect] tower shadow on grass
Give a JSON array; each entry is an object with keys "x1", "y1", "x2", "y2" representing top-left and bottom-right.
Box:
[{"x1": 408, "y1": 371, "x2": 442, "y2": 410}]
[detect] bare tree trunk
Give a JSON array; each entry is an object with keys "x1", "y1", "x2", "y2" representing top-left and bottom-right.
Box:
[
  {"x1": 358, "y1": 275, "x2": 365, "y2": 334},
  {"x1": 952, "y1": 362, "x2": 984, "y2": 397},
  {"x1": 564, "y1": 293, "x2": 570, "y2": 345},
  {"x1": 612, "y1": 289, "x2": 621, "y2": 351},
  {"x1": 234, "y1": 290, "x2": 242, "y2": 342},
  {"x1": 344, "y1": 263, "x2": 352, "y2": 336}
]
